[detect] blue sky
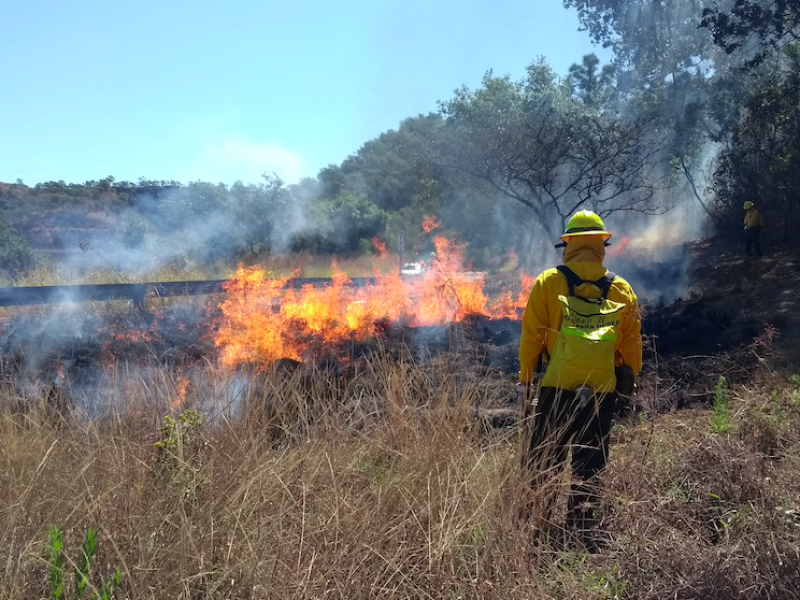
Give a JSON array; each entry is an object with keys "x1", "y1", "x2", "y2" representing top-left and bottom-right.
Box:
[{"x1": 0, "y1": 0, "x2": 610, "y2": 187}]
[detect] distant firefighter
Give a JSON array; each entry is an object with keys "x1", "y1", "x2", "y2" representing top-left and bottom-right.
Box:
[
  {"x1": 743, "y1": 201, "x2": 764, "y2": 258},
  {"x1": 517, "y1": 210, "x2": 642, "y2": 544}
]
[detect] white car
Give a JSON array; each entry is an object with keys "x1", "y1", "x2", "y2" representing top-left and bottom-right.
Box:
[{"x1": 400, "y1": 261, "x2": 425, "y2": 276}]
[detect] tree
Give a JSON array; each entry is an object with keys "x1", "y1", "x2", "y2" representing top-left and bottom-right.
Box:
[
  {"x1": 701, "y1": 0, "x2": 800, "y2": 66},
  {"x1": 0, "y1": 219, "x2": 36, "y2": 280},
  {"x1": 317, "y1": 114, "x2": 446, "y2": 213},
  {"x1": 567, "y1": 54, "x2": 616, "y2": 108},
  {"x1": 711, "y1": 44, "x2": 800, "y2": 243},
  {"x1": 565, "y1": 0, "x2": 727, "y2": 89},
  {"x1": 408, "y1": 61, "x2": 668, "y2": 246},
  {"x1": 291, "y1": 193, "x2": 387, "y2": 256},
  {"x1": 564, "y1": 0, "x2": 737, "y2": 221},
  {"x1": 230, "y1": 175, "x2": 291, "y2": 257},
  {"x1": 323, "y1": 194, "x2": 386, "y2": 254}
]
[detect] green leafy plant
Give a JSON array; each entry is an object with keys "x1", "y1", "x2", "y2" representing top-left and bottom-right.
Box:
[
  {"x1": 789, "y1": 375, "x2": 800, "y2": 406},
  {"x1": 771, "y1": 390, "x2": 784, "y2": 422},
  {"x1": 545, "y1": 552, "x2": 628, "y2": 599},
  {"x1": 0, "y1": 219, "x2": 36, "y2": 281},
  {"x1": 48, "y1": 526, "x2": 65, "y2": 600},
  {"x1": 122, "y1": 215, "x2": 150, "y2": 249},
  {"x1": 46, "y1": 526, "x2": 121, "y2": 600},
  {"x1": 155, "y1": 409, "x2": 207, "y2": 502},
  {"x1": 155, "y1": 410, "x2": 207, "y2": 459},
  {"x1": 710, "y1": 376, "x2": 731, "y2": 433}
]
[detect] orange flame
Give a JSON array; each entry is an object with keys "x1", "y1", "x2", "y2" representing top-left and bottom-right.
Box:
[
  {"x1": 372, "y1": 236, "x2": 387, "y2": 258},
  {"x1": 606, "y1": 236, "x2": 631, "y2": 257},
  {"x1": 421, "y1": 215, "x2": 441, "y2": 233},
  {"x1": 172, "y1": 375, "x2": 190, "y2": 411},
  {"x1": 215, "y1": 230, "x2": 534, "y2": 368},
  {"x1": 111, "y1": 330, "x2": 154, "y2": 343},
  {"x1": 486, "y1": 273, "x2": 537, "y2": 319}
]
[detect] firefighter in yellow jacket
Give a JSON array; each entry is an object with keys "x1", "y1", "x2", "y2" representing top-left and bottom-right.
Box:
[
  {"x1": 743, "y1": 201, "x2": 763, "y2": 258},
  {"x1": 518, "y1": 210, "x2": 642, "y2": 536}
]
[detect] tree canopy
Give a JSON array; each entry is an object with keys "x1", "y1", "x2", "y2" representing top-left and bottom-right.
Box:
[
  {"x1": 405, "y1": 60, "x2": 668, "y2": 245},
  {"x1": 701, "y1": 0, "x2": 800, "y2": 66}
]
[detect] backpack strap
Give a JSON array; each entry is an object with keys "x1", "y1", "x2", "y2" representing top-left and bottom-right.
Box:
[
  {"x1": 598, "y1": 271, "x2": 616, "y2": 300},
  {"x1": 556, "y1": 265, "x2": 584, "y2": 296},
  {"x1": 557, "y1": 265, "x2": 617, "y2": 301}
]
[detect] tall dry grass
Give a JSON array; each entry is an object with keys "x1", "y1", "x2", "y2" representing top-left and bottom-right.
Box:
[
  {"x1": 1, "y1": 349, "x2": 799, "y2": 599},
  {"x1": 0, "y1": 349, "x2": 546, "y2": 600}
]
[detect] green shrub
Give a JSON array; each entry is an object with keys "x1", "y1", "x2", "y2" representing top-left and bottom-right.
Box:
[
  {"x1": 0, "y1": 219, "x2": 36, "y2": 279},
  {"x1": 710, "y1": 376, "x2": 731, "y2": 434},
  {"x1": 155, "y1": 409, "x2": 207, "y2": 503},
  {"x1": 122, "y1": 216, "x2": 150, "y2": 249}
]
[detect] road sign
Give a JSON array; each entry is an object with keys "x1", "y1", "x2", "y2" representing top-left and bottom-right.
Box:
[{"x1": 397, "y1": 230, "x2": 405, "y2": 254}]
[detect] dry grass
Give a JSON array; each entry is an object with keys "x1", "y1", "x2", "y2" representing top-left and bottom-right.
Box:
[
  {"x1": 1, "y1": 350, "x2": 799, "y2": 599},
  {"x1": 12, "y1": 252, "x2": 399, "y2": 288}
]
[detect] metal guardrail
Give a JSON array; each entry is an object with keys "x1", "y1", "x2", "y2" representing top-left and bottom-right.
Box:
[{"x1": 0, "y1": 277, "x2": 377, "y2": 307}]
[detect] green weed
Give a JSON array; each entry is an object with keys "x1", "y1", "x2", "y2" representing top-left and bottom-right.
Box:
[
  {"x1": 46, "y1": 526, "x2": 121, "y2": 600},
  {"x1": 47, "y1": 527, "x2": 65, "y2": 600},
  {"x1": 772, "y1": 390, "x2": 784, "y2": 422},
  {"x1": 789, "y1": 375, "x2": 800, "y2": 406},
  {"x1": 155, "y1": 410, "x2": 207, "y2": 503},
  {"x1": 545, "y1": 552, "x2": 628, "y2": 599},
  {"x1": 710, "y1": 376, "x2": 731, "y2": 434},
  {"x1": 354, "y1": 451, "x2": 395, "y2": 488}
]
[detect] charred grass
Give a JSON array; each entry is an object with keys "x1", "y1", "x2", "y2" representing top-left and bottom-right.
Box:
[{"x1": 1, "y1": 349, "x2": 799, "y2": 599}]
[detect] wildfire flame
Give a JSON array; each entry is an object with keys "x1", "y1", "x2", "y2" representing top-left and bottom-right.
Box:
[
  {"x1": 111, "y1": 330, "x2": 154, "y2": 343},
  {"x1": 606, "y1": 236, "x2": 631, "y2": 257},
  {"x1": 215, "y1": 233, "x2": 534, "y2": 368},
  {"x1": 172, "y1": 375, "x2": 190, "y2": 411},
  {"x1": 372, "y1": 236, "x2": 387, "y2": 258},
  {"x1": 421, "y1": 215, "x2": 441, "y2": 233}
]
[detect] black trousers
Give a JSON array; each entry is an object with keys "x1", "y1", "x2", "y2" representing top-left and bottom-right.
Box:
[
  {"x1": 745, "y1": 226, "x2": 762, "y2": 257},
  {"x1": 522, "y1": 386, "x2": 616, "y2": 521}
]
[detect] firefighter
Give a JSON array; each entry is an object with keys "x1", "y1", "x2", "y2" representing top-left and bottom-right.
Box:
[
  {"x1": 517, "y1": 210, "x2": 642, "y2": 542},
  {"x1": 743, "y1": 201, "x2": 763, "y2": 258}
]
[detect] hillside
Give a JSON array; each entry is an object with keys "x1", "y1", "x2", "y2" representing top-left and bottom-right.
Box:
[
  {"x1": 591, "y1": 239, "x2": 800, "y2": 599},
  {"x1": 639, "y1": 238, "x2": 800, "y2": 412}
]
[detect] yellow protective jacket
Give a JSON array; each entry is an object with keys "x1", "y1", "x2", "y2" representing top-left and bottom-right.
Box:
[
  {"x1": 518, "y1": 237, "x2": 642, "y2": 392},
  {"x1": 744, "y1": 209, "x2": 763, "y2": 229}
]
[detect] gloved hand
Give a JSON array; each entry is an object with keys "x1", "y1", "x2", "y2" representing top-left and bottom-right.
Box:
[{"x1": 615, "y1": 365, "x2": 635, "y2": 397}]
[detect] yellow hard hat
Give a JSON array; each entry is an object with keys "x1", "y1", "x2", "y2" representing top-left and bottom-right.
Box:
[
  {"x1": 743, "y1": 201, "x2": 754, "y2": 210},
  {"x1": 559, "y1": 210, "x2": 612, "y2": 243}
]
